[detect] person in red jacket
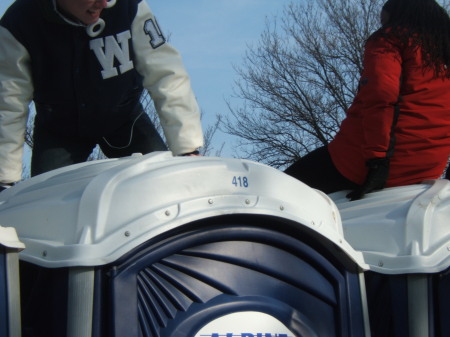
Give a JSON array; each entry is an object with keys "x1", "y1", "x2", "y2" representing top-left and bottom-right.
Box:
[{"x1": 285, "y1": 0, "x2": 450, "y2": 200}]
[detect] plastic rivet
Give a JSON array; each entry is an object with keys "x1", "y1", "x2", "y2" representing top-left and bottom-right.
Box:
[
  {"x1": 165, "y1": 210, "x2": 171, "y2": 216},
  {"x1": 208, "y1": 199, "x2": 214, "y2": 205},
  {"x1": 42, "y1": 251, "x2": 47, "y2": 257},
  {"x1": 378, "y1": 261, "x2": 384, "y2": 267},
  {"x1": 245, "y1": 199, "x2": 251, "y2": 205},
  {"x1": 280, "y1": 206, "x2": 285, "y2": 211},
  {"x1": 124, "y1": 231, "x2": 130, "y2": 237}
]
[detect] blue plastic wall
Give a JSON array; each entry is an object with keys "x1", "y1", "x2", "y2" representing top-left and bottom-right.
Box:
[
  {"x1": 104, "y1": 215, "x2": 366, "y2": 337},
  {"x1": 365, "y1": 269, "x2": 450, "y2": 337},
  {"x1": 16, "y1": 218, "x2": 450, "y2": 337}
]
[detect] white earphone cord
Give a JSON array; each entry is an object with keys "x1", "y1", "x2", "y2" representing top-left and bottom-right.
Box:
[{"x1": 102, "y1": 111, "x2": 144, "y2": 149}]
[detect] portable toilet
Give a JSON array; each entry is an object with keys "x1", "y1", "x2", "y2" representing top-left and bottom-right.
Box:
[
  {"x1": 331, "y1": 180, "x2": 450, "y2": 337},
  {"x1": 0, "y1": 226, "x2": 25, "y2": 337},
  {"x1": 0, "y1": 152, "x2": 369, "y2": 337}
]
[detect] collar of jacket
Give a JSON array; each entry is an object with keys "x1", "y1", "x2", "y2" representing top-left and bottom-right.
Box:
[{"x1": 41, "y1": 0, "x2": 85, "y2": 27}]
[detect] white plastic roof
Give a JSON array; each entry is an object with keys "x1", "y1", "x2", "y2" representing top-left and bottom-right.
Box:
[
  {"x1": 331, "y1": 179, "x2": 450, "y2": 274},
  {"x1": 0, "y1": 152, "x2": 365, "y2": 269}
]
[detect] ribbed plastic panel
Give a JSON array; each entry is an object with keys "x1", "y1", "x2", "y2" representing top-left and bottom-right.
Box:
[
  {"x1": 365, "y1": 267, "x2": 450, "y2": 337},
  {"x1": 107, "y1": 217, "x2": 365, "y2": 337},
  {"x1": 433, "y1": 268, "x2": 450, "y2": 337}
]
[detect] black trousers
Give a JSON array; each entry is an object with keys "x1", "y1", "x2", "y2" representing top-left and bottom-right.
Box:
[
  {"x1": 31, "y1": 112, "x2": 167, "y2": 177},
  {"x1": 284, "y1": 146, "x2": 358, "y2": 194}
]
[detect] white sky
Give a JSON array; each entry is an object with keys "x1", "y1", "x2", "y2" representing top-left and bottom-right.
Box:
[{"x1": 0, "y1": 0, "x2": 295, "y2": 157}]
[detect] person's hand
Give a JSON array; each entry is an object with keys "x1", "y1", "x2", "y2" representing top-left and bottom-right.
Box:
[
  {"x1": 346, "y1": 158, "x2": 390, "y2": 201},
  {"x1": 0, "y1": 182, "x2": 14, "y2": 192}
]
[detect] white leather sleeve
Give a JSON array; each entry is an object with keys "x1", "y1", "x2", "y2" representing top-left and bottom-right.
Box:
[
  {"x1": 0, "y1": 26, "x2": 33, "y2": 183},
  {"x1": 131, "y1": 0, "x2": 204, "y2": 155}
]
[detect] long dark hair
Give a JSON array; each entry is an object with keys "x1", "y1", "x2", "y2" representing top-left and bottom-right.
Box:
[{"x1": 376, "y1": 0, "x2": 450, "y2": 77}]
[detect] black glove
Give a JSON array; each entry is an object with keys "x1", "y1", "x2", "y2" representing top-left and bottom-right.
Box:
[
  {"x1": 346, "y1": 158, "x2": 390, "y2": 201},
  {"x1": 0, "y1": 182, "x2": 14, "y2": 192}
]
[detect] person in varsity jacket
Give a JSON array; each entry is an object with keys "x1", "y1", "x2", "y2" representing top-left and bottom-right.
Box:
[
  {"x1": 285, "y1": 0, "x2": 450, "y2": 200},
  {"x1": 0, "y1": 0, "x2": 204, "y2": 191}
]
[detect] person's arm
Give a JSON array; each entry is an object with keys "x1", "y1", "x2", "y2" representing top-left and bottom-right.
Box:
[
  {"x1": 358, "y1": 36, "x2": 402, "y2": 161},
  {"x1": 0, "y1": 26, "x2": 33, "y2": 184},
  {"x1": 130, "y1": 0, "x2": 203, "y2": 156},
  {"x1": 347, "y1": 36, "x2": 402, "y2": 200}
]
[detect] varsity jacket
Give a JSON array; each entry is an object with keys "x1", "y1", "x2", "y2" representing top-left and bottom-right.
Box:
[
  {"x1": 328, "y1": 31, "x2": 450, "y2": 187},
  {"x1": 0, "y1": 0, "x2": 203, "y2": 183}
]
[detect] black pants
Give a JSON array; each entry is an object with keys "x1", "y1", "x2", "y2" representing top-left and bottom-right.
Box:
[
  {"x1": 31, "y1": 112, "x2": 167, "y2": 177},
  {"x1": 284, "y1": 146, "x2": 358, "y2": 194}
]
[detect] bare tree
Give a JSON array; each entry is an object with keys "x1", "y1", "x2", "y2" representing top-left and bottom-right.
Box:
[
  {"x1": 139, "y1": 91, "x2": 224, "y2": 156},
  {"x1": 222, "y1": 0, "x2": 384, "y2": 168},
  {"x1": 200, "y1": 114, "x2": 225, "y2": 157}
]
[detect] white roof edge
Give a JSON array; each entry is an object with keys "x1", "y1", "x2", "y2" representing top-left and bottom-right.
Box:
[{"x1": 16, "y1": 205, "x2": 367, "y2": 269}]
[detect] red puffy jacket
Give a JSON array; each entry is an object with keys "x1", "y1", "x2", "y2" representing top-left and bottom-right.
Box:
[{"x1": 328, "y1": 32, "x2": 450, "y2": 187}]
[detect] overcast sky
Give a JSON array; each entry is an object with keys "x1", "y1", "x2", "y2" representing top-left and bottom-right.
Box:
[{"x1": 0, "y1": 0, "x2": 294, "y2": 157}]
